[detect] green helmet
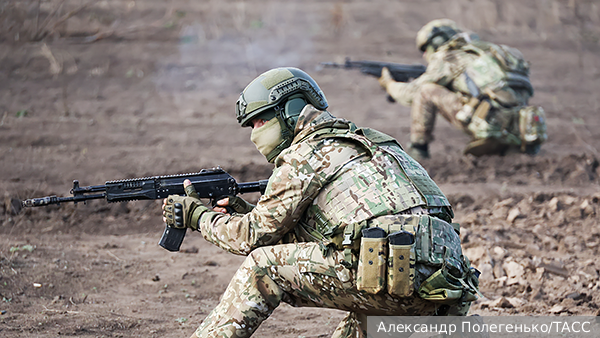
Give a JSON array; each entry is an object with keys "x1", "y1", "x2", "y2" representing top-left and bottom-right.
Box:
[
  {"x1": 235, "y1": 67, "x2": 328, "y2": 129},
  {"x1": 415, "y1": 19, "x2": 461, "y2": 52}
]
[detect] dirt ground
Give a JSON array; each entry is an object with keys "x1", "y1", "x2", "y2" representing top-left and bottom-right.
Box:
[{"x1": 1, "y1": 0, "x2": 600, "y2": 337}]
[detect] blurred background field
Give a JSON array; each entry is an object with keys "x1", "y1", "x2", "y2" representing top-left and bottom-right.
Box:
[{"x1": 1, "y1": 1, "x2": 599, "y2": 337}]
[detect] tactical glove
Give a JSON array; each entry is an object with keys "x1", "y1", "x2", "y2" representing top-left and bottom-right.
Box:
[
  {"x1": 163, "y1": 195, "x2": 209, "y2": 231},
  {"x1": 378, "y1": 67, "x2": 394, "y2": 89},
  {"x1": 225, "y1": 195, "x2": 256, "y2": 214}
]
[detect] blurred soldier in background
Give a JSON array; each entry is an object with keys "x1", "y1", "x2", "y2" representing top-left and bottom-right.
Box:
[
  {"x1": 379, "y1": 19, "x2": 547, "y2": 160},
  {"x1": 162, "y1": 67, "x2": 480, "y2": 338}
]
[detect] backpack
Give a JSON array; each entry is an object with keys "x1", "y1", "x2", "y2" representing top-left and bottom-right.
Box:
[{"x1": 443, "y1": 36, "x2": 534, "y2": 104}]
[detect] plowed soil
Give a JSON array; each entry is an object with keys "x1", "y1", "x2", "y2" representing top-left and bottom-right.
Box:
[{"x1": 1, "y1": 1, "x2": 600, "y2": 337}]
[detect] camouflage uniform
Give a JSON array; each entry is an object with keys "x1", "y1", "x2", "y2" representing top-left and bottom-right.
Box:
[
  {"x1": 192, "y1": 106, "x2": 475, "y2": 338},
  {"x1": 384, "y1": 32, "x2": 545, "y2": 156},
  {"x1": 385, "y1": 39, "x2": 480, "y2": 145}
]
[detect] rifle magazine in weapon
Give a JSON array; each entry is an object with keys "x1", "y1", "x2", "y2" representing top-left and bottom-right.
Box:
[{"x1": 159, "y1": 225, "x2": 187, "y2": 252}]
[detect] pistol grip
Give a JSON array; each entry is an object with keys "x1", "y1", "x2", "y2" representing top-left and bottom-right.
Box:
[
  {"x1": 211, "y1": 196, "x2": 235, "y2": 214},
  {"x1": 159, "y1": 225, "x2": 187, "y2": 252}
]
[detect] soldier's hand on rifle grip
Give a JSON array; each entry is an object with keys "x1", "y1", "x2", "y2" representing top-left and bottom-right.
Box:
[
  {"x1": 378, "y1": 67, "x2": 394, "y2": 89},
  {"x1": 162, "y1": 179, "x2": 207, "y2": 231},
  {"x1": 213, "y1": 196, "x2": 255, "y2": 215},
  {"x1": 213, "y1": 198, "x2": 229, "y2": 214}
]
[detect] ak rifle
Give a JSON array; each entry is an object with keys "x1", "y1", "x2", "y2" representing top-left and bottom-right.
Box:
[{"x1": 21, "y1": 168, "x2": 268, "y2": 252}]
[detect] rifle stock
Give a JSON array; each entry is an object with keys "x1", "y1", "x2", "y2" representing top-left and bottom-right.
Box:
[{"x1": 22, "y1": 167, "x2": 268, "y2": 252}]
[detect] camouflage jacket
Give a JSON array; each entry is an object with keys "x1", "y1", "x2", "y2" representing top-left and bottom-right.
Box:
[
  {"x1": 199, "y1": 106, "x2": 451, "y2": 256},
  {"x1": 386, "y1": 34, "x2": 532, "y2": 108}
]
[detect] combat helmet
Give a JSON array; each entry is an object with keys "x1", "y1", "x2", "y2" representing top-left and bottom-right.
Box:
[
  {"x1": 236, "y1": 67, "x2": 328, "y2": 129},
  {"x1": 416, "y1": 19, "x2": 461, "y2": 52},
  {"x1": 236, "y1": 67, "x2": 328, "y2": 161}
]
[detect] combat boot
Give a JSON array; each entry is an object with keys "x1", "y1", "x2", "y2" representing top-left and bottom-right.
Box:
[
  {"x1": 408, "y1": 143, "x2": 430, "y2": 161},
  {"x1": 463, "y1": 138, "x2": 508, "y2": 157},
  {"x1": 523, "y1": 143, "x2": 541, "y2": 155}
]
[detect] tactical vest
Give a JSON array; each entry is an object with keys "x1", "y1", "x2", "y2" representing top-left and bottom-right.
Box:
[
  {"x1": 295, "y1": 125, "x2": 451, "y2": 244},
  {"x1": 289, "y1": 119, "x2": 480, "y2": 305}
]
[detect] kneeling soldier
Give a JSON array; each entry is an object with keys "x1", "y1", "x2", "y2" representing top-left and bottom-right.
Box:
[{"x1": 162, "y1": 67, "x2": 481, "y2": 338}]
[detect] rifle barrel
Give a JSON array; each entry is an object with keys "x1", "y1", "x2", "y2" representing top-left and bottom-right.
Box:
[
  {"x1": 22, "y1": 193, "x2": 106, "y2": 207},
  {"x1": 320, "y1": 58, "x2": 426, "y2": 82},
  {"x1": 21, "y1": 170, "x2": 268, "y2": 208}
]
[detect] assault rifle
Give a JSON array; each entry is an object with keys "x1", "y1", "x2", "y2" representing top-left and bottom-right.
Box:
[
  {"x1": 320, "y1": 57, "x2": 426, "y2": 82},
  {"x1": 21, "y1": 168, "x2": 268, "y2": 252},
  {"x1": 320, "y1": 58, "x2": 426, "y2": 102}
]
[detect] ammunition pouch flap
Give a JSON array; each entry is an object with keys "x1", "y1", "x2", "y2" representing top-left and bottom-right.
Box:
[{"x1": 334, "y1": 214, "x2": 481, "y2": 303}]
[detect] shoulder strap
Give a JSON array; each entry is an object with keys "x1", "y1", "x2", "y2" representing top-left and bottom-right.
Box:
[{"x1": 379, "y1": 145, "x2": 451, "y2": 209}]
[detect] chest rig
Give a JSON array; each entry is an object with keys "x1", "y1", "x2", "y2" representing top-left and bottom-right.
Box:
[
  {"x1": 294, "y1": 126, "x2": 452, "y2": 252},
  {"x1": 290, "y1": 124, "x2": 480, "y2": 304}
]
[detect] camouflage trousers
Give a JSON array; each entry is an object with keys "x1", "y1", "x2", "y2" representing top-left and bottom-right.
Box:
[
  {"x1": 191, "y1": 242, "x2": 443, "y2": 338},
  {"x1": 410, "y1": 83, "x2": 466, "y2": 145}
]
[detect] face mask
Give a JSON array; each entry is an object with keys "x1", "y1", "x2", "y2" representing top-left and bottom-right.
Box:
[
  {"x1": 424, "y1": 45, "x2": 436, "y2": 62},
  {"x1": 250, "y1": 118, "x2": 284, "y2": 159}
]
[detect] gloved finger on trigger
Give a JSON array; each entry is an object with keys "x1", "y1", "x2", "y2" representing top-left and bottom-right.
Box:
[{"x1": 216, "y1": 197, "x2": 230, "y2": 206}]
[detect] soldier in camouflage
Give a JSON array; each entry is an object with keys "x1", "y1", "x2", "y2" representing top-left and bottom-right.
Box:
[
  {"x1": 379, "y1": 19, "x2": 547, "y2": 160},
  {"x1": 162, "y1": 67, "x2": 480, "y2": 338}
]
